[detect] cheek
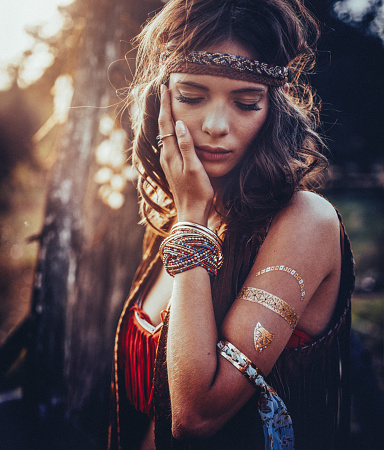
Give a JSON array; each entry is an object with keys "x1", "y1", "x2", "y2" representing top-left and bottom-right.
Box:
[
  {"x1": 171, "y1": 101, "x2": 198, "y2": 129},
  {"x1": 240, "y1": 115, "x2": 268, "y2": 147},
  {"x1": 254, "y1": 107, "x2": 269, "y2": 136},
  {"x1": 170, "y1": 98, "x2": 185, "y2": 120}
]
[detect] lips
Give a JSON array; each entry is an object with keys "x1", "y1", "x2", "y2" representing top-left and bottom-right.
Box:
[{"x1": 195, "y1": 145, "x2": 231, "y2": 162}]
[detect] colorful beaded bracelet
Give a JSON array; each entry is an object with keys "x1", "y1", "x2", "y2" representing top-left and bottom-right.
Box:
[{"x1": 159, "y1": 222, "x2": 223, "y2": 277}]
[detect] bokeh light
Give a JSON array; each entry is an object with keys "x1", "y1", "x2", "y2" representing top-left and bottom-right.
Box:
[
  {"x1": 334, "y1": 0, "x2": 384, "y2": 43},
  {"x1": 0, "y1": 0, "x2": 75, "y2": 90},
  {"x1": 94, "y1": 115, "x2": 138, "y2": 209}
]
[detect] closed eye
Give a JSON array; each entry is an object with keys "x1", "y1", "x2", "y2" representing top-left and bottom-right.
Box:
[
  {"x1": 235, "y1": 102, "x2": 262, "y2": 111},
  {"x1": 175, "y1": 93, "x2": 204, "y2": 105}
]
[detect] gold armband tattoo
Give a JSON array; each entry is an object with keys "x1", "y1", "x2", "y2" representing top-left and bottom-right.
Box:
[
  {"x1": 237, "y1": 287, "x2": 298, "y2": 330},
  {"x1": 254, "y1": 265, "x2": 306, "y2": 301},
  {"x1": 254, "y1": 322, "x2": 275, "y2": 353}
]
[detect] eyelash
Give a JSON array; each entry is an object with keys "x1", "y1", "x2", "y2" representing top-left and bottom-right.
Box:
[
  {"x1": 176, "y1": 94, "x2": 262, "y2": 111},
  {"x1": 235, "y1": 102, "x2": 262, "y2": 111},
  {"x1": 175, "y1": 94, "x2": 203, "y2": 105}
]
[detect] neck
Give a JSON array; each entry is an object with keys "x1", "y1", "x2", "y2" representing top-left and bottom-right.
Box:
[{"x1": 210, "y1": 175, "x2": 226, "y2": 194}]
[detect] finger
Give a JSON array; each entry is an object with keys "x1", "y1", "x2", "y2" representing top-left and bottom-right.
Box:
[
  {"x1": 175, "y1": 120, "x2": 200, "y2": 170},
  {"x1": 158, "y1": 84, "x2": 175, "y2": 136}
]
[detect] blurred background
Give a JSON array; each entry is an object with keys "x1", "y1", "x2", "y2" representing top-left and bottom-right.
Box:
[{"x1": 0, "y1": 0, "x2": 383, "y2": 448}]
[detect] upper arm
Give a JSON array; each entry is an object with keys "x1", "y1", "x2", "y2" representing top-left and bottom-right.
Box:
[{"x1": 220, "y1": 191, "x2": 341, "y2": 376}]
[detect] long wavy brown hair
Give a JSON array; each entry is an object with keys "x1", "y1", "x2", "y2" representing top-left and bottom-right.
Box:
[{"x1": 127, "y1": 0, "x2": 328, "y2": 236}]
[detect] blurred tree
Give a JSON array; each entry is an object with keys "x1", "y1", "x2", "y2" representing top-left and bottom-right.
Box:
[
  {"x1": 0, "y1": 87, "x2": 38, "y2": 206},
  {"x1": 24, "y1": 0, "x2": 162, "y2": 447}
]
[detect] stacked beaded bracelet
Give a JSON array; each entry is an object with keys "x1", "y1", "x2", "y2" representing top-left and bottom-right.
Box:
[{"x1": 159, "y1": 222, "x2": 224, "y2": 277}]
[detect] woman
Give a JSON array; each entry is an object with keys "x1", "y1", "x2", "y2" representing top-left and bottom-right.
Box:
[{"x1": 109, "y1": 1, "x2": 354, "y2": 449}]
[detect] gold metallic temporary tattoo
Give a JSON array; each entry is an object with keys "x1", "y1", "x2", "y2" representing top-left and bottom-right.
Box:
[
  {"x1": 254, "y1": 265, "x2": 306, "y2": 301},
  {"x1": 254, "y1": 322, "x2": 275, "y2": 353},
  {"x1": 237, "y1": 287, "x2": 298, "y2": 330}
]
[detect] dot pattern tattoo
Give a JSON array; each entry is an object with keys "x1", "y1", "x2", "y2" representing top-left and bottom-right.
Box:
[{"x1": 254, "y1": 265, "x2": 306, "y2": 301}]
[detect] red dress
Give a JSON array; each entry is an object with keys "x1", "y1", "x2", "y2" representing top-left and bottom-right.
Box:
[{"x1": 117, "y1": 303, "x2": 164, "y2": 417}]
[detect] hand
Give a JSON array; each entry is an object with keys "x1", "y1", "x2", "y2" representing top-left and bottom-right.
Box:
[{"x1": 158, "y1": 85, "x2": 214, "y2": 226}]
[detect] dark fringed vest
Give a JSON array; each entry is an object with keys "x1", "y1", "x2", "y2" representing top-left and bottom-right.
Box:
[{"x1": 109, "y1": 213, "x2": 354, "y2": 450}]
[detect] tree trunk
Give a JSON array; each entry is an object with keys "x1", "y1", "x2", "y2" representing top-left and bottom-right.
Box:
[{"x1": 25, "y1": 0, "x2": 162, "y2": 446}]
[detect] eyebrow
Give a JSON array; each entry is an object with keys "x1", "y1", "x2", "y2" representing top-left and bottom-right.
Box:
[{"x1": 176, "y1": 80, "x2": 266, "y2": 93}]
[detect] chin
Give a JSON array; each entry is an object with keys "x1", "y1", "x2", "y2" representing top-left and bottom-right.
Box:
[
  {"x1": 204, "y1": 161, "x2": 241, "y2": 182},
  {"x1": 203, "y1": 165, "x2": 232, "y2": 180}
]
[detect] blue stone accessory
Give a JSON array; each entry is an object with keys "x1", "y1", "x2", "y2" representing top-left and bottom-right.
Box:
[{"x1": 217, "y1": 340, "x2": 294, "y2": 449}]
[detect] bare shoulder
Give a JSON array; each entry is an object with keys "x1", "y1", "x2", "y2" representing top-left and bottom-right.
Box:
[
  {"x1": 273, "y1": 191, "x2": 339, "y2": 235},
  {"x1": 287, "y1": 190, "x2": 337, "y2": 220},
  {"x1": 255, "y1": 190, "x2": 341, "y2": 281}
]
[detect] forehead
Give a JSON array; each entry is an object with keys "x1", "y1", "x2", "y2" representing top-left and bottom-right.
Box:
[
  {"x1": 169, "y1": 73, "x2": 268, "y2": 93},
  {"x1": 202, "y1": 41, "x2": 255, "y2": 60}
]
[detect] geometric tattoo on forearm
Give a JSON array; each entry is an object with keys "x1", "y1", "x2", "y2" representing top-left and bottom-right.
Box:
[
  {"x1": 236, "y1": 286, "x2": 298, "y2": 330},
  {"x1": 254, "y1": 322, "x2": 275, "y2": 353}
]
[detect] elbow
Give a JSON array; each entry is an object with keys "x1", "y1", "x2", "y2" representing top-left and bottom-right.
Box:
[{"x1": 171, "y1": 410, "x2": 220, "y2": 440}]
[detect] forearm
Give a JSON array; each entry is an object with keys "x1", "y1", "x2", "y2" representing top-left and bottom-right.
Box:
[{"x1": 167, "y1": 266, "x2": 219, "y2": 433}]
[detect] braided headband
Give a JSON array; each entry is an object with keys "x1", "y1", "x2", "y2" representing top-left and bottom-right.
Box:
[{"x1": 160, "y1": 50, "x2": 288, "y2": 86}]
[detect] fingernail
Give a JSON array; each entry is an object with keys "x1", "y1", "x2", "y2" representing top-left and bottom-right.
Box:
[{"x1": 175, "y1": 120, "x2": 186, "y2": 135}]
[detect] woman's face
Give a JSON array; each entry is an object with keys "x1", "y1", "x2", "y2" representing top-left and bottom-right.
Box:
[{"x1": 168, "y1": 42, "x2": 269, "y2": 181}]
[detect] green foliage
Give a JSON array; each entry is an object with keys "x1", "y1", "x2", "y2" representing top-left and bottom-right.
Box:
[
  {"x1": 327, "y1": 189, "x2": 384, "y2": 292},
  {"x1": 328, "y1": 189, "x2": 384, "y2": 392}
]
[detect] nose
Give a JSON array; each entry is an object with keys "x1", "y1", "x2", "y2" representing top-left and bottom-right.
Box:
[{"x1": 201, "y1": 104, "x2": 230, "y2": 137}]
